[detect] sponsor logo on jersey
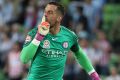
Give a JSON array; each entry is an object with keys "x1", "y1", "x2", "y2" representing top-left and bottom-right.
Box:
[
  {"x1": 63, "y1": 42, "x2": 68, "y2": 48},
  {"x1": 42, "y1": 49, "x2": 68, "y2": 58},
  {"x1": 25, "y1": 35, "x2": 32, "y2": 43},
  {"x1": 43, "y1": 40, "x2": 50, "y2": 48}
]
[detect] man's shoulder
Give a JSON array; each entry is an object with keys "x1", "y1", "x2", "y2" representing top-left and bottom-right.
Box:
[
  {"x1": 28, "y1": 27, "x2": 38, "y2": 36},
  {"x1": 61, "y1": 26, "x2": 77, "y2": 37},
  {"x1": 61, "y1": 26, "x2": 78, "y2": 48}
]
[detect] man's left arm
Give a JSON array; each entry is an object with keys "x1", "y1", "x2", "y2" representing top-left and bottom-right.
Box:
[{"x1": 71, "y1": 43, "x2": 100, "y2": 80}]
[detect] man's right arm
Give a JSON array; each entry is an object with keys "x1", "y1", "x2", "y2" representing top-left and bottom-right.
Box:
[
  {"x1": 20, "y1": 15, "x2": 50, "y2": 64},
  {"x1": 20, "y1": 21, "x2": 50, "y2": 64},
  {"x1": 20, "y1": 37, "x2": 41, "y2": 64}
]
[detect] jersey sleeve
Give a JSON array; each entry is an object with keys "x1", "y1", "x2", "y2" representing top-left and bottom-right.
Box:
[
  {"x1": 23, "y1": 28, "x2": 37, "y2": 47},
  {"x1": 70, "y1": 32, "x2": 79, "y2": 52},
  {"x1": 20, "y1": 27, "x2": 38, "y2": 63},
  {"x1": 70, "y1": 32, "x2": 95, "y2": 74}
]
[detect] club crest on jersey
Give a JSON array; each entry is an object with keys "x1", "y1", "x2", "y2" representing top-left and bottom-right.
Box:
[
  {"x1": 63, "y1": 42, "x2": 68, "y2": 48},
  {"x1": 25, "y1": 35, "x2": 32, "y2": 43},
  {"x1": 43, "y1": 40, "x2": 50, "y2": 48}
]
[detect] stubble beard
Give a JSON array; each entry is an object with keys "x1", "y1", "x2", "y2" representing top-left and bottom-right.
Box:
[
  {"x1": 49, "y1": 21, "x2": 58, "y2": 29},
  {"x1": 49, "y1": 21, "x2": 60, "y2": 34}
]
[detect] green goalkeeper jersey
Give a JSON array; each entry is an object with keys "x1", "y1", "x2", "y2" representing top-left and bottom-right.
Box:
[{"x1": 24, "y1": 26, "x2": 78, "y2": 80}]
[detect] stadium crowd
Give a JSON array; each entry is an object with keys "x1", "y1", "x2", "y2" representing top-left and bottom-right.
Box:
[{"x1": 0, "y1": 0, "x2": 120, "y2": 80}]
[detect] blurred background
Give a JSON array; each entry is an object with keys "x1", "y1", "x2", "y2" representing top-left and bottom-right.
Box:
[{"x1": 0, "y1": 0, "x2": 120, "y2": 80}]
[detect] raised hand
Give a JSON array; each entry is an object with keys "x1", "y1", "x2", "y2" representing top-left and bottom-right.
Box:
[{"x1": 35, "y1": 15, "x2": 50, "y2": 41}]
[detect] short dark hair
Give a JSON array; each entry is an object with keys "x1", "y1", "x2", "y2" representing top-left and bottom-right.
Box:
[{"x1": 48, "y1": 2, "x2": 65, "y2": 16}]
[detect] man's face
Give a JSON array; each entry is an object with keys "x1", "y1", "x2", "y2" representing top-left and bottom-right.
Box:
[{"x1": 44, "y1": 4, "x2": 61, "y2": 27}]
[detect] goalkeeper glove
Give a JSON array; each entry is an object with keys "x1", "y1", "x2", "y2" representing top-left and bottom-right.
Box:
[{"x1": 35, "y1": 16, "x2": 50, "y2": 41}]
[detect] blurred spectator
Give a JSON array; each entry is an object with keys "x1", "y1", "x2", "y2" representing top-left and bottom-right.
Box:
[
  {"x1": 105, "y1": 66, "x2": 120, "y2": 80},
  {"x1": 83, "y1": 0, "x2": 101, "y2": 39},
  {"x1": 75, "y1": 6, "x2": 89, "y2": 39},
  {"x1": 96, "y1": 31, "x2": 111, "y2": 75},
  {"x1": 0, "y1": 32, "x2": 13, "y2": 69},
  {"x1": 61, "y1": 10, "x2": 72, "y2": 29},
  {"x1": 24, "y1": 1, "x2": 36, "y2": 29},
  {"x1": 78, "y1": 38, "x2": 96, "y2": 65},
  {"x1": 68, "y1": 1, "x2": 81, "y2": 17},
  {"x1": 36, "y1": 1, "x2": 45, "y2": 26},
  {"x1": 92, "y1": 0, "x2": 105, "y2": 30},
  {"x1": 92, "y1": 40, "x2": 103, "y2": 66},
  {"x1": 11, "y1": 23, "x2": 24, "y2": 43},
  {"x1": 11, "y1": 23, "x2": 20, "y2": 42},
  {"x1": 0, "y1": 26, "x2": 3, "y2": 43},
  {"x1": 16, "y1": 0, "x2": 30, "y2": 24},
  {"x1": 96, "y1": 31, "x2": 111, "y2": 54},
  {"x1": 68, "y1": 1, "x2": 81, "y2": 30},
  {"x1": 77, "y1": 6, "x2": 88, "y2": 32},
  {"x1": 4, "y1": 42, "x2": 24, "y2": 80},
  {"x1": 3, "y1": 0, "x2": 14, "y2": 24},
  {"x1": 0, "y1": 0, "x2": 4, "y2": 26},
  {"x1": 0, "y1": 32, "x2": 13, "y2": 54},
  {"x1": 92, "y1": 0, "x2": 106, "y2": 9}
]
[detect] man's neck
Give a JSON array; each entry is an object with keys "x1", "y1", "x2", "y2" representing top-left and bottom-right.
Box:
[{"x1": 49, "y1": 23, "x2": 60, "y2": 35}]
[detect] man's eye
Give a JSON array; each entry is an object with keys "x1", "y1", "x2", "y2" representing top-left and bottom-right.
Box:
[
  {"x1": 48, "y1": 11, "x2": 53, "y2": 14},
  {"x1": 44, "y1": 10, "x2": 54, "y2": 15}
]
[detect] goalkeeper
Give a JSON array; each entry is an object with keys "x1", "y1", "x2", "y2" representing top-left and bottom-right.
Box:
[{"x1": 20, "y1": 2, "x2": 100, "y2": 80}]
